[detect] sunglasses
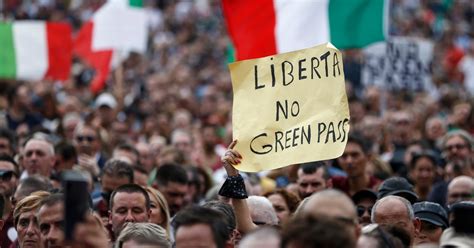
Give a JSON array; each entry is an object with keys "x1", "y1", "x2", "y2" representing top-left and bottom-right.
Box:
[
  {"x1": 76, "y1": 135, "x2": 96, "y2": 142},
  {"x1": 449, "y1": 193, "x2": 472, "y2": 199},
  {"x1": 0, "y1": 170, "x2": 16, "y2": 181},
  {"x1": 444, "y1": 144, "x2": 468, "y2": 151},
  {"x1": 357, "y1": 205, "x2": 373, "y2": 217}
]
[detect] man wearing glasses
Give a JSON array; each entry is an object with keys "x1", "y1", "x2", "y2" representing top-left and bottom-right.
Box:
[
  {"x1": 441, "y1": 130, "x2": 473, "y2": 165},
  {"x1": 428, "y1": 130, "x2": 473, "y2": 208},
  {"x1": 73, "y1": 122, "x2": 107, "y2": 176},
  {"x1": 0, "y1": 155, "x2": 20, "y2": 248},
  {"x1": 352, "y1": 189, "x2": 377, "y2": 226},
  {"x1": 428, "y1": 130, "x2": 474, "y2": 208}
]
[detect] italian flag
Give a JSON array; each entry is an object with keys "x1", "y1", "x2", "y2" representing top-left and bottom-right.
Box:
[
  {"x1": 74, "y1": 0, "x2": 148, "y2": 93},
  {"x1": 223, "y1": 0, "x2": 388, "y2": 61},
  {"x1": 0, "y1": 21, "x2": 72, "y2": 81}
]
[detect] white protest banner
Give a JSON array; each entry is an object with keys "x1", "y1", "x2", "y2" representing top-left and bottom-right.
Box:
[
  {"x1": 229, "y1": 43, "x2": 350, "y2": 172},
  {"x1": 361, "y1": 37, "x2": 434, "y2": 92}
]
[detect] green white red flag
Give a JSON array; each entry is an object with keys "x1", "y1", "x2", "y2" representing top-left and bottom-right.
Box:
[
  {"x1": 0, "y1": 21, "x2": 72, "y2": 81},
  {"x1": 222, "y1": 0, "x2": 388, "y2": 60}
]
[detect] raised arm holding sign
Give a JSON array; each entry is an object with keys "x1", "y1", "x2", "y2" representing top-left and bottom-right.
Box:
[
  {"x1": 229, "y1": 43, "x2": 350, "y2": 172},
  {"x1": 220, "y1": 140, "x2": 259, "y2": 234}
]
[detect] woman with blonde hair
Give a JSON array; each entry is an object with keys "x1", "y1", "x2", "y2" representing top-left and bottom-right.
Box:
[
  {"x1": 144, "y1": 187, "x2": 171, "y2": 237},
  {"x1": 13, "y1": 191, "x2": 51, "y2": 248}
]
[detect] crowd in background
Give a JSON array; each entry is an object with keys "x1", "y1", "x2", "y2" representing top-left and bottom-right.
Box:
[{"x1": 0, "y1": 0, "x2": 473, "y2": 247}]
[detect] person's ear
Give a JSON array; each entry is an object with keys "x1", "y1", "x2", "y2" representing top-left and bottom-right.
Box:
[
  {"x1": 413, "y1": 217, "x2": 422, "y2": 234},
  {"x1": 326, "y1": 178, "x2": 333, "y2": 189},
  {"x1": 355, "y1": 223, "x2": 362, "y2": 240},
  {"x1": 49, "y1": 155, "x2": 57, "y2": 169},
  {"x1": 229, "y1": 229, "x2": 241, "y2": 246},
  {"x1": 108, "y1": 210, "x2": 112, "y2": 225}
]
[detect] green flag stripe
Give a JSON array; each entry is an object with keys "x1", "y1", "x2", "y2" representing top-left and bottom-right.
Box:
[
  {"x1": 0, "y1": 23, "x2": 16, "y2": 78},
  {"x1": 129, "y1": 0, "x2": 143, "y2": 7},
  {"x1": 328, "y1": 0, "x2": 385, "y2": 49},
  {"x1": 227, "y1": 42, "x2": 236, "y2": 64}
]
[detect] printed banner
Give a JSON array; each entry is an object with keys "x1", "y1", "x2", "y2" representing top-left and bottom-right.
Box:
[{"x1": 362, "y1": 37, "x2": 434, "y2": 92}]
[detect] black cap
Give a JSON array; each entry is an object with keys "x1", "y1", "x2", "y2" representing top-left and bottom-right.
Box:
[
  {"x1": 449, "y1": 201, "x2": 474, "y2": 234},
  {"x1": 352, "y1": 189, "x2": 378, "y2": 204},
  {"x1": 450, "y1": 201, "x2": 474, "y2": 213},
  {"x1": 413, "y1": 201, "x2": 448, "y2": 229},
  {"x1": 377, "y1": 177, "x2": 419, "y2": 204}
]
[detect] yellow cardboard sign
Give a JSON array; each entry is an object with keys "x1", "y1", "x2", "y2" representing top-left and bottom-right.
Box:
[{"x1": 229, "y1": 43, "x2": 350, "y2": 172}]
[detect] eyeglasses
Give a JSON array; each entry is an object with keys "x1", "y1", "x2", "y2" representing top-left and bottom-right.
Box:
[
  {"x1": 341, "y1": 151, "x2": 362, "y2": 159},
  {"x1": 444, "y1": 144, "x2": 468, "y2": 151},
  {"x1": 449, "y1": 192, "x2": 472, "y2": 199},
  {"x1": 357, "y1": 205, "x2": 373, "y2": 217},
  {"x1": 76, "y1": 135, "x2": 96, "y2": 142},
  {"x1": 0, "y1": 170, "x2": 16, "y2": 181}
]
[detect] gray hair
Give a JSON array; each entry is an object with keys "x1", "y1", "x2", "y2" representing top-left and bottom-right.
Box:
[
  {"x1": 425, "y1": 116, "x2": 447, "y2": 130},
  {"x1": 115, "y1": 223, "x2": 171, "y2": 248},
  {"x1": 25, "y1": 137, "x2": 55, "y2": 156},
  {"x1": 247, "y1": 196, "x2": 278, "y2": 226},
  {"x1": 441, "y1": 129, "x2": 473, "y2": 150},
  {"x1": 371, "y1": 195, "x2": 414, "y2": 223},
  {"x1": 239, "y1": 227, "x2": 281, "y2": 247}
]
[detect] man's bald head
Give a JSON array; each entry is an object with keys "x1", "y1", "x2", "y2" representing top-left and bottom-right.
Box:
[
  {"x1": 371, "y1": 196, "x2": 414, "y2": 222},
  {"x1": 448, "y1": 176, "x2": 474, "y2": 190},
  {"x1": 371, "y1": 195, "x2": 420, "y2": 245},
  {"x1": 302, "y1": 189, "x2": 357, "y2": 221},
  {"x1": 299, "y1": 189, "x2": 359, "y2": 240},
  {"x1": 447, "y1": 176, "x2": 474, "y2": 206},
  {"x1": 23, "y1": 138, "x2": 55, "y2": 177},
  {"x1": 24, "y1": 138, "x2": 54, "y2": 156}
]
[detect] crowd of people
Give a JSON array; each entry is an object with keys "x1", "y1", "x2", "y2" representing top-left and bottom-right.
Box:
[{"x1": 0, "y1": 0, "x2": 473, "y2": 247}]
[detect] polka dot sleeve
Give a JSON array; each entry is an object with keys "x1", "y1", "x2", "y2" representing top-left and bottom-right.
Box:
[{"x1": 218, "y1": 174, "x2": 248, "y2": 199}]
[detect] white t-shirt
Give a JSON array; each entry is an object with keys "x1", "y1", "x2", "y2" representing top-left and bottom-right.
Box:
[{"x1": 459, "y1": 55, "x2": 474, "y2": 95}]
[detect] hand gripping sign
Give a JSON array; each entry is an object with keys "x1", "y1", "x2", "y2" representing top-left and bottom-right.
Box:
[{"x1": 229, "y1": 43, "x2": 350, "y2": 172}]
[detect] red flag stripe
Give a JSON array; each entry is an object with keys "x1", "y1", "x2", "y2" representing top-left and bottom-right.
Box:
[
  {"x1": 73, "y1": 21, "x2": 113, "y2": 94},
  {"x1": 44, "y1": 22, "x2": 72, "y2": 81},
  {"x1": 222, "y1": 0, "x2": 277, "y2": 60}
]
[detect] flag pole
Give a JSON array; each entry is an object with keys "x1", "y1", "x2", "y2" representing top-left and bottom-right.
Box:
[{"x1": 113, "y1": 55, "x2": 124, "y2": 112}]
